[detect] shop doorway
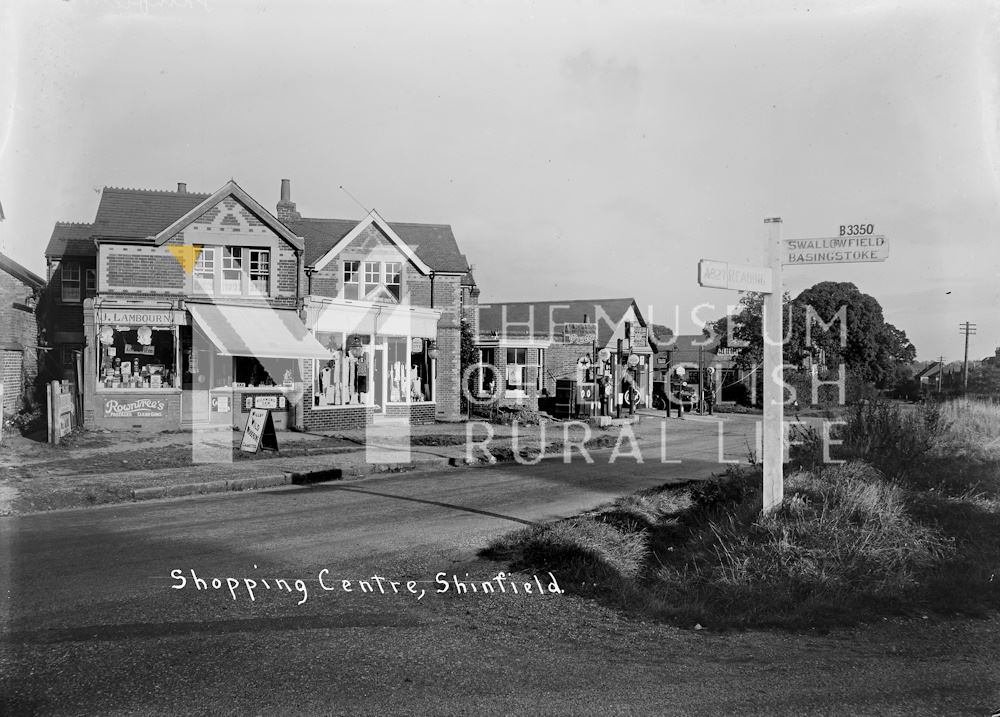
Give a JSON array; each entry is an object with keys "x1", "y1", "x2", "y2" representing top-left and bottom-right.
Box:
[{"x1": 372, "y1": 345, "x2": 385, "y2": 412}]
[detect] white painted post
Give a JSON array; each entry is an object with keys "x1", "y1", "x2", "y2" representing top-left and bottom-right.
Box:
[{"x1": 762, "y1": 217, "x2": 784, "y2": 512}]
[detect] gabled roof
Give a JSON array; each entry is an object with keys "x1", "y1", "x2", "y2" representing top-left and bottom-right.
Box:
[
  {"x1": 659, "y1": 333, "x2": 721, "y2": 360},
  {"x1": 0, "y1": 253, "x2": 45, "y2": 289},
  {"x1": 287, "y1": 214, "x2": 470, "y2": 273},
  {"x1": 477, "y1": 298, "x2": 643, "y2": 347},
  {"x1": 92, "y1": 187, "x2": 210, "y2": 240},
  {"x1": 150, "y1": 180, "x2": 303, "y2": 251},
  {"x1": 45, "y1": 222, "x2": 96, "y2": 258}
]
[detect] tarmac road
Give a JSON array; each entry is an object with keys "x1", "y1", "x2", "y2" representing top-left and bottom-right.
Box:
[{"x1": 2, "y1": 415, "x2": 998, "y2": 716}]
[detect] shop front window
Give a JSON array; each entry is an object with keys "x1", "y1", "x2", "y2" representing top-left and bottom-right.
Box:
[
  {"x1": 97, "y1": 325, "x2": 177, "y2": 390},
  {"x1": 407, "y1": 337, "x2": 433, "y2": 402},
  {"x1": 313, "y1": 332, "x2": 370, "y2": 407}
]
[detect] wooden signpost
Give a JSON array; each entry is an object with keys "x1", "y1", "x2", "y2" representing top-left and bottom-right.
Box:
[
  {"x1": 240, "y1": 407, "x2": 279, "y2": 454},
  {"x1": 700, "y1": 220, "x2": 888, "y2": 513}
]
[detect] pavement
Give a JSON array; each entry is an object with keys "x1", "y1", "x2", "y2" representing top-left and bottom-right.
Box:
[{"x1": 2, "y1": 408, "x2": 766, "y2": 514}]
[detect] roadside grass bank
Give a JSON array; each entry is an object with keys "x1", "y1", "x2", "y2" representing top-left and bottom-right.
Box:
[{"x1": 481, "y1": 398, "x2": 1000, "y2": 629}]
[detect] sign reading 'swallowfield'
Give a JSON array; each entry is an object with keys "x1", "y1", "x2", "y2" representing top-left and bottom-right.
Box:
[
  {"x1": 104, "y1": 398, "x2": 167, "y2": 418},
  {"x1": 782, "y1": 235, "x2": 889, "y2": 265}
]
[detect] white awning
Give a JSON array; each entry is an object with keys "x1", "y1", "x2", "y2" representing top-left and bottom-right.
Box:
[
  {"x1": 308, "y1": 299, "x2": 441, "y2": 339},
  {"x1": 187, "y1": 303, "x2": 332, "y2": 360}
]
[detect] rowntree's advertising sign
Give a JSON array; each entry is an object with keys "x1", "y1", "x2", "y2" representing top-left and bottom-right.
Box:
[{"x1": 103, "y1": 398, "x2": 167, "y2": 418}]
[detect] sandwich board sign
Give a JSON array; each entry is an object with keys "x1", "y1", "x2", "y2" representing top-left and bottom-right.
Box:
[{"x1": 240, "y1": 408, "x2": 279, "y2": 453}]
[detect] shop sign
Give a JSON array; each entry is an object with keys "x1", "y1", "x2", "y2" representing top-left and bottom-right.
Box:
[
  {"x1": 255, "y1": 396, "x2": 278, "y2": 409},
  {"x1": 562, "y1": 322, "x2": 598, "y2": 345},
  {"x1": 240, "y1": 408, "x2": 278, "y2": 454},
  {"x1": 96, "y1": 308, "x2": 183, "y2": 325},
  {"x1": 103, "y1": 398, "x2": 167, "y2": 418},
  {"x1": 632, "y1": 326, "x2": 648, "y2": 348},
  {"x1": 211, "y1": 395, "x2": 231, "y2": 413}
]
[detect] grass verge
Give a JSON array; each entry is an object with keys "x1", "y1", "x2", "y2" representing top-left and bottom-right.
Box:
[{"x1": 482, "y1": 398, "x2": 1000, "y2": 629}]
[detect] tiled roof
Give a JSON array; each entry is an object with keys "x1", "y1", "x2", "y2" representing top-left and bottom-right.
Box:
[
  {"x1": 477, "y1": 298, "x2": 640, "y2": 347},
  {"x1": 287, "y1": 217, "x2": 471, "y2": 273},
  {"x1": 0, "y1": 252, "x2": 45, "y2": 289},
  {"x1": 45, "y1": 222, "x2": 96, "y2": 258},
  {"x1": 661, "y1": 334, "x2": 722, "y2": 361},
  {"x1": 91, "y1": 187, "x2": 210, "y2": 240}
]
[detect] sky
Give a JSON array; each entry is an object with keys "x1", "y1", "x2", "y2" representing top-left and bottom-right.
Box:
[{"x1": 1, "y1": 0, "x2": 998, "y2": 362}]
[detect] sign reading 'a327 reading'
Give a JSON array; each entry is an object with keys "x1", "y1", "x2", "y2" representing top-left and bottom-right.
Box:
[
  {"x1": 698, "y1": 259, "x2": 774, "y2": 293},
  {"x1": 782, "y1": 235, "x2": 889, "y2": 265}
]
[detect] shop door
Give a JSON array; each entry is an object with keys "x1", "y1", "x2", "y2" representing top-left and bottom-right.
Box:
[{"x1": 180, "y1": 326, "x2": 211, "y2": 424}]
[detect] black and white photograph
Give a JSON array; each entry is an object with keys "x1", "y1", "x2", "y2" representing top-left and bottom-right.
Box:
[{"x1": 1, "y1": 1, "x2": 999, "y2": 714}]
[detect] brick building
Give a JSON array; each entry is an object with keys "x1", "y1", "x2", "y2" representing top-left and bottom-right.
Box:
[
  {"x1": 43, "y1": 179, "x2": 474, "y2": 432},
  {"x1": 474, "y1": 298, "x2": 654, "y2": 412},
  {"x1": 276, "y1": 180, "x2": 474, "y2": 429},
  {"x1": 0, "y1": 253, "x2": 45, "y2": 416}
]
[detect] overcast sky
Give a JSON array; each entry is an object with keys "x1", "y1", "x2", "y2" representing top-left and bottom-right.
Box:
[{"x1": 2, "y1": 0, "x2": 998, "y2": 362}]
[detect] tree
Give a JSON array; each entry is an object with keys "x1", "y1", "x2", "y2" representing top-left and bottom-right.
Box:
[
  {"x1": 711, "y1": 282, "x2": 918, "y2": 391},
  {"x1": 459, "y1": 319, "x2": 479, "y2": 412}
]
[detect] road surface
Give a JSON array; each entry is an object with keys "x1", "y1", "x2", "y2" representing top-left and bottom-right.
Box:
[{"x1": 2, "y1": 415, "x2": 997, "y2": 716}]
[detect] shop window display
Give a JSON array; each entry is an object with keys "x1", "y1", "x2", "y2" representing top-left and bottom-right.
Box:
[{"x1": 98, "y1": 325, "x2": 177, "y2": 389}]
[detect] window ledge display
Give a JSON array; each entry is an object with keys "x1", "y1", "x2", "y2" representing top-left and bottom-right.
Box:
[{"x1": 96, "y1": 388, "x2": 182, "y2": 394}]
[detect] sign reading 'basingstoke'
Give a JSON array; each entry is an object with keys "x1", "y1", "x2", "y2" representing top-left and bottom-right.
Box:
[
  {"x1": 698, "y1": 259, "x2": 774, "y2": 293},
  {"x1": 782, "y1": 235, "x2": 889, "y2": 265}
]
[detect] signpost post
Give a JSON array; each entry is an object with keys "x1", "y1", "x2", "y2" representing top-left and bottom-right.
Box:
[{"x1": 699, "y1": 221, "x2": 888, "y2": 513}]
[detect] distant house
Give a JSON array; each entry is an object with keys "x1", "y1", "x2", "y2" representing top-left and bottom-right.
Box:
[
  {"x1": 0, "y1": 253, "x2": 45, "y2": 416},
  {"x1": 475, "y1": 298, "x2": 653, "y2": 410}
]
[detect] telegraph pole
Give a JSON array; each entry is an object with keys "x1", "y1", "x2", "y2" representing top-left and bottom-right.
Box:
[
  {"x1": 938, "y1": 355, "x2": 944, "y2": 393},
  {"x1": 959, "y1": 322, "x2": 977, "y2": 393}
]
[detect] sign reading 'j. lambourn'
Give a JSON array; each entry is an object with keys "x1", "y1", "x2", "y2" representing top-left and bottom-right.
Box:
[
  {"x1": 782, "y1": 235, "x2": 889, "y2": 265},
  {"x1": 96, "y1": 309, "x2": 181, "y2": 325}
]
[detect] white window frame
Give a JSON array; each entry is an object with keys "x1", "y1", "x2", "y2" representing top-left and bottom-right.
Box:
[
  {"x1": 477, "y1": 347, "x2": 496, "y2": 396},
  {"x1": 384, "y1": 261, "x2": 402, "y2": 301},
  {"x1": 536, "y1": 348, "x2": 545, "y2": 391},
  {"x1": 193, "y1": 246, "x2": 216, "y2": 294},
  {"x1": 248, "y1": 249, "x2": 271, "y2": 296},
  {"x1": 61, "y1": 262, "x2": 81, "y2": 303},
  {"x1": 222, "y1": 247, "x2": 243, "y2": 295},
  {"x1": 505, "y1": 347, "x2": 527, "y2": 397},
  {"x1": 363, "y1": 261, "x2": 380, "y2": 297},
  {"x1": 343, "y1": 260, "x2": 360, "y2": 300}
]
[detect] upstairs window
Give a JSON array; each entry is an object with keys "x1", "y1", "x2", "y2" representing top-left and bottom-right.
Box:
[
  {"x1": 222, "y1": 247, "x2": 243, "y2": 294},
  {"x1": 343, "y1": 260, "x2": 360, "y2": 300},
  {"x1": 193, "y1": 247, "x2": 215, "y2": 293},
  {"x1": 85, "y1": 268, "x2": 97, "y2": 295},
  {"x1": 61, "y1": 262, "x2": 80, "y2": 303},
  {"x1": 249, "y1": 249, "x2": 270, "y2": 295},
  {"x1": 385, "y1": 262, "x2": 402, "y2": 300},
  {"x1": 364, "y1": 261, "x2": 380, "y2": 296}
]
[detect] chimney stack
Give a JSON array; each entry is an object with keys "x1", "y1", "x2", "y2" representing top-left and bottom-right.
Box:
[
  {"x1": 177, "y1": 182, "x2": 187, "y2": 193},
  {"x1": 276, "y1": 178, "x2": 300, "y2": 222}
]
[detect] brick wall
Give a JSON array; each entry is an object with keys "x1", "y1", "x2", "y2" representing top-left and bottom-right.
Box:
[
  {"x1": 105, "y1": 248, "x2": 185, "y2": 292},
  {"x1": 1, "y1": 269, "x2": 43, "y2": 412},
  {"x1": 385, "y1": 402, "x2": 436, "y2": 424}
]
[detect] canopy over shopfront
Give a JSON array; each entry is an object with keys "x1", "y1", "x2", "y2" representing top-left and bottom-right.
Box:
[{"x1": 186, "y1": 302, "x2": 331, "y2": 360}]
